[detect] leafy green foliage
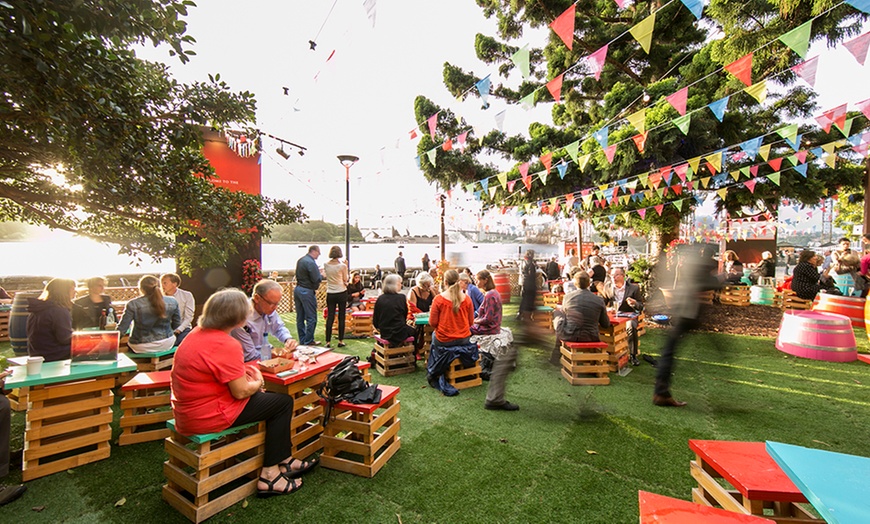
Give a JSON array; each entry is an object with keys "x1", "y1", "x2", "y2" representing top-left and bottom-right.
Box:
[
  {"x1": 0, "y1": 0, "x2": 305, "y2": 273},
  {"x1": 265, "y1": 220, "x2": 364, "y2": 243}
]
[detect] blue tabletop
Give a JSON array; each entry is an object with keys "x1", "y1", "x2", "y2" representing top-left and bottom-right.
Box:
[
  {"x1": 766, "y1": 441, "x2": 870, "y2": 524},
  {"x1": 5, "y1": 353, "x2": 137, "y2": 388}
]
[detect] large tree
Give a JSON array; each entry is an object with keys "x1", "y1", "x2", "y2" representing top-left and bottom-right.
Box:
[
  {"x1": 415, "y1": 0, "x2": 866, "y2": 255},
  {"x1": 1, "y1": 0, "x2": 305, "y2": 273}
]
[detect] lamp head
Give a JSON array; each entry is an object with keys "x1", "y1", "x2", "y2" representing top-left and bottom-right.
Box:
[
  {"x1": 276, "y1": 146, "x2": 291, "y2": 159},
  {"x1": 337, "y1": 155, "x2": 359, "y2": 167}
]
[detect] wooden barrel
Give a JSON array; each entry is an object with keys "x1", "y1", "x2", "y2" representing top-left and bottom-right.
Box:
[
  {"x1": 812, "y1": 294, "x2": 865, "y2": 329},
  {"x1": 749, "y1": 285, "x2": 775, "y2": 306},
  {"x1": 10, "y1": 291, "x2": 40, "y2": 356},
  {"x1": 775, "y1": 310, "x2": 857, "y2": 362},
  {"x1": 493, "y1": 272, "x2": 511, "y2": 304}
]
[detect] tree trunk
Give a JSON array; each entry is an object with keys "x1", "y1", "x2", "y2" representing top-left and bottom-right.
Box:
[{"x1": 648, "y1": 225, "x2": 678, "y2": 260}]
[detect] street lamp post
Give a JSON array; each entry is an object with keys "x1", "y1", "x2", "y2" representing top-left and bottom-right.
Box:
[{"x1": 337, "y1": 155, "x2": 359, "y2": 267}]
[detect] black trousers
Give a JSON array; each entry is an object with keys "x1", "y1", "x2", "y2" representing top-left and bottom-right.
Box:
[
  {"x1": 654, "y1": 316, "x2": 697, "y2": 396},
  {"x1": 325, "y1": 291, "x2": 348, "y2": 343},
  {"x1": 231, "y1": 391, "x2": 295, "y2": 467}
]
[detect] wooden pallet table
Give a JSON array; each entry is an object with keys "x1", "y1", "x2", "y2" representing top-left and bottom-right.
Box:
[
  {"x1": 774, "y1": 290, "x2": 813, "y2": 311},
  {"x1": 531, "y1": 305, "x2": 554, "y2": 332},
  {"x1": 262, "y1": 351, "x2": 344, "y2": 460},
  {"x1": 560, "y1": 341, "x2": 610, "y2": 386},
  {"x1": 445, "y1": 357, "x2": 482, "y2": 390},
  {"x1": 600, "y1": 317, "x2": 630, "y2": 373},
  {"x1": 125, "y1": 346, "x2": 177, "y2": 372},
  {"x1": 119, "y1": 371, "x2": 173, "y2": 446},
  {"x1": 351, "y1": 310, "x2": 374, "y2": 337},
  {"x1": 320, "y1": 385, "x2": 401, "y2": 478},
  {"x1": 718, "y1": 286, "x2": 751, "y2": 306},
  {"x1": 373, "y1": 337, "x2": 416, "y2": 377},
  {"x1": 543, "y1": 293, "x2": 563, "y2": 307},
  {"x1": 4, "y1": 354, "x2": 137, "y2": 481},
  {"x1": 689, "y1": 440, "x2": 821, "y2": 524},
  {"x1": 639, "y1": 490, "x2": 775, "y2": 523},
  {"x1": 162, "y1": 420, "x2": 265, "y2": 523}
]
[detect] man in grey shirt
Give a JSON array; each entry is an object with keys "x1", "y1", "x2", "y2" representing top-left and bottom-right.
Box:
[{"x1": 232, "y1": 279, "x2": 298, "y2": 362}]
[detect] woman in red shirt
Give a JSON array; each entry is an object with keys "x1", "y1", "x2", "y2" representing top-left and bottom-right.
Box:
[
  {"x1": 171, "y1": 289, "x2": 316, "y2": 498},
  {"x1": 429, "y1": 269, "x2": 474, "y2": 348}
]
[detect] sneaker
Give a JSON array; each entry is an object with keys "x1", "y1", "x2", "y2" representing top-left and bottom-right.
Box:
[
  {"x1": 630, "y1": 355, "x2": 640, "y2": 367},
  {"x1": 0, "y1": 484, "x2": 26, "y2": 506},
  {"x1": 484, "y1": 401, "x2": 520, "y2": 411}
]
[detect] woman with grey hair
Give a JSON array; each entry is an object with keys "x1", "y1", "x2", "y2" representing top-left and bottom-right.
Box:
[
  {"x1": 408, "y1": 272, "x2": 434, "y2": 314},
  {"x1": 373, "y1": 274, "x2": 416, "y2": 346},
  {"x1": 171, "y1": 289, "x2": 316, "y2": 498}
]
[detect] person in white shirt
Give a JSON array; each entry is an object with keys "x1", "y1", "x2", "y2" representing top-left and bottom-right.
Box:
[
  {"x1": 600, "y1": 267, "x2": 644, "y2": 366},
  {"x1": 323, "y1": 245, "x2": 349, "y2": 348},
  {"x1": 231, "y1": 279, "x2": 298, "y2": 362},
  {"x1": 161, "y1": 273, "x2": 196, "y2": 346}
]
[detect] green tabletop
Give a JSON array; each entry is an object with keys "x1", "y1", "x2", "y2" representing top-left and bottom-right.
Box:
[
  {"x1": 414, "y1": 314, "x2": 429, "y2": 325},
  {"x1": 5, "y1": 353, "x2": 137, "y2": 388},
  {"x1": 126, "y1": 347, "x2": 177, "y2": 359}
]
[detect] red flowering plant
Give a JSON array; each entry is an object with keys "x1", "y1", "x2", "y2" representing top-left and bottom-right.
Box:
[{"x1": 241, "y1": 259, "x2": 262, "y2": 296}]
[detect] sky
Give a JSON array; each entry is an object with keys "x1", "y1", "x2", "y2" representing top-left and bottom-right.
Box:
[{"x1": 134, "y1": 1, "x2": 870, "y2": 238}]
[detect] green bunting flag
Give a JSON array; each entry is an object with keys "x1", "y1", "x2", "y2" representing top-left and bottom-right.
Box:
[
  {"x1": 673, "y1": 114, "x2": 691, "y2": 135},
  {"x1": 778, "y1": 21, "x2": 812, "y2": 58},
  {"x1": 426, "y1": 148, "x2": 437, "y2": 166},
  {"x1": 835, "y1": 117, "x2": 854, "y2": 137},
  {"x1": 638, "y1": 172, "x2": 649, "y2": 188},
  {"x1": 673, "y1": 199, "x2": 684, "y2": 211},
  {"x1": 629, "y1": 12, "x2": 656, "y2": 54},
  {"x1": 520, "y1": 91, "x2": 536, "y2": 111},
  {"x1": 775, "y1": 124, "x2": 799, "y2": 143},
  {"x1": 565, "y1": 140, "x2": 580, "y2": 164},
  {"x1": 538, "y1": 171, "x2": 548, "y2": 185},
  {"x1": 465, "y1": 182, "x2": 475, "y2": 193},
  {"x1": 511, "y1": 45, "x2": 531, "y2": 79},
  {"x1": 767, "y1": 172, "x2": 781, "y2": 186}
]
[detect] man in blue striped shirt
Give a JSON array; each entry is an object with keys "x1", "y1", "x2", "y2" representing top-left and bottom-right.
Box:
[{"x1": 294, "y1": 245, "x2": 323, "y2": 345}]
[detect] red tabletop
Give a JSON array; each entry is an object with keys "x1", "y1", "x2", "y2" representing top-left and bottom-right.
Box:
[
  {"x1": 688, "y1": 440, "x2": 807, "y2": 502},
  {"x1": 121, "y1": 370, "x2": 172, "y2": 391},
  {"x1": 639, "y1": 491, "x2": 775, "y2": 523},
  {"x1": 607, "y1": 315, "x2": 630, "y2": 325},
  {"x1": 322, "y1": 385, "x2": 400, "y2": 414},
  {"x1": 262, "y1": 351, "x2": 344, "y2": 386}
]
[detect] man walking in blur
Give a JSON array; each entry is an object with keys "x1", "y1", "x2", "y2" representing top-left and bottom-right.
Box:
[
  {"x1": 294, "y1": 245, "x2": 322, "y2": 345},
  {"x1": 394, "y1": 252, "x2": 406, "y2": 283}
]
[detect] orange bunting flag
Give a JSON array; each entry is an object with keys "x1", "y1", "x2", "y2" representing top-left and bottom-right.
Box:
[
  {"x1": 565, "y1": 193, "x2": 575, "y2": 206},
  {"x1": 632, "y1": 132, "x2": 648, "y2": 153},
  {"x1": 654, "y1": 204, "x2": 664, "y2": 216},
  {"x1": 540, "y1": 152, "x2": 553, "y2": 173},
  {"x1": 427, "y1": 113, "x2": 438, "y2": 139},
  {"x1": 725, "y1": 52, "x2": 753, "y2": 86},
  {"x1": 666, "y1": 87, "x2": 688, "y2": 115},
  {"x1": 604, "y1": 144, "x2": 618, "y2": 164},
  {"x1": 442, "y1": 138, "x2": 452, "y2": 151},
  {"x1": 547, "y1": 74, "x2": 564, "y2": 103},
  {"x1": 817, "y1": 104, "x2": 848, "y2": 133},
  {"x1": 550, "y1": 4, "x2": 576, "y2": 50},
  {"x1": 521, "y1": 173, "x2": 532, "y2": 191},
  {"x1": 768, "y1": 157, "x2": 783, "y2": 171}
]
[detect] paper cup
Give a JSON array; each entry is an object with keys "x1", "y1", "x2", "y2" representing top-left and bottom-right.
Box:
[{"x1": 26, "y1": 356, "x2": 44, "y2": 375}]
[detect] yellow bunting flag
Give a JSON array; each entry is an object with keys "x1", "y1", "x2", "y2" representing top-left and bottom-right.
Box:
[
  {"x1": 497, "y1": 172, "x2": 508, "y2": 190},
  {"x1": 700, "y1": 176, "x2": 711, "y2": 188},
  {"x1": 627, "y1": 108, "x2": 646, "y2": 134},
  {"x1": 705, "y1": 152, "x2": 722, "y2": 174},
  {"x1": 578, "y1": 153, "x2": 591, "y2": 171},
  {"x1": 717, "y1": 188, "x2": 728, "y2": 200},
  {"x1": 629, "y1": 13, "x2": 656, "y2": 54},
  {"x1": 758, "y1": 143, "x2": 771, "y2": 161},
  {"x1": 730, "y1": 170, "x2": 741, "y2": 181},
  {"x1": 687, "y1": 156, "x2": 701, "y2": 174},
  {"x1": 745, "y1": 80, "x2": 767, "y2": 104}
]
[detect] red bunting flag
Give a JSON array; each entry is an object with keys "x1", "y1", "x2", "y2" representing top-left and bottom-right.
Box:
[
  {"x1": 674, "y1": 164, "x2": 688, "y2": 183},
  {"x1": 547, "y1": 74, "x2": 564, "y2": 103},
  {"x1": 409, "y1": 128, "x2": 418, "y2": 140},
  {"x1": 791, "y1": 56, "x2": 819, "y2": 87},
  {"x1": 654, "y1": 204, "x2": 664, "y2": 216},
  {"x1": 632, "y1": 132, "x2": 648, "y2": 153},
  {"x1": 844, "y1": 31, "x2": 870, "y2": 65},
  {"x1": 649, "y1": 172, "x2": 662, "y2": 189},
  {"x1": 725, "y1": 52, "x2": 753, "y2": 86},
  {"x1": 443, "y1": 138, "x2": 453, "y2": 151},
  {"x1": 745, "y1": 179, "x2": 757, "y2": 193},
  {"x1": 672, "y1": 184, "x2": 683, "y2": 195},
  {"x1": 666, "y1": 87, "x2": 688, "y2": 115},
  {"x1": 768, "y1": 157, "x2": 783, "y2": 171},
  {"x1": 427, "y1": 113, "x2": 438, "y2": 139},
  {"x1": 540, "y1": 152, "x2": 553, "y2": 173},
  {"x1": 826, "y1": 104, "x2": 848, "y2": 131},
  {"x1": 588, "y1": 45, "x2": 608, "y2": 80},
  {"x1": 550, "y1": 5, "x2": 576, "y2": 50},
  {"x1": 521, "y1": 173, "x2": 532, "y2": 191},
  {"x1": 750, "y1": 165, "x2": 759, "y2": 177}
]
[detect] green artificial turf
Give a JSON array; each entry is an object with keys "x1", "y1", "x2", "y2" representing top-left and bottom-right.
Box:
[{"x1": 2, "y1": 305, "x2": 870, "y2": 523}]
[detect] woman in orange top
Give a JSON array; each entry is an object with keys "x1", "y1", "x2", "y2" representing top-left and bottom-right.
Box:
[{"x1": 428, "y1": 269, "x2": 474, "y2": 348}]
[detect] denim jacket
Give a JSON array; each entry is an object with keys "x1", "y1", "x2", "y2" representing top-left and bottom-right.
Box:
[{"x1": 118, "y1": 296, "x2": 181, "y2": 344}]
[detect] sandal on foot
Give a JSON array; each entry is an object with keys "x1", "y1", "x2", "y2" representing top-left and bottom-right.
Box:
[
  {"x1": 337, "y1": 342, "x2": 347, "y2": 348},
  {"x1": 257, "y1": 473, "x2": 302, "y2": 498},
  {"x1": 280, "y1": 456, "x2": 320, "y2": 478}
]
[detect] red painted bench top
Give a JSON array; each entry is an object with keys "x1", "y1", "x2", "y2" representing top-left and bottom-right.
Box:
[
  {"x1": 688, "y1": 440, "x2": 807, "y2": 503},
  {"x1": 320, "y1": 385, "x2": 399, "y2": 414},
  {"x1": 121, "y1": 370, "x2": 172, "y2": 391},
  {"x1": 562, "y1": 341, "x2": 608, "y2": 350},
  {"x1": 639, "y1": 491, "x2": 775, "y2": 523},
  {"x1": 375, "y1": 336, "x2": 414, "y2": 346}
]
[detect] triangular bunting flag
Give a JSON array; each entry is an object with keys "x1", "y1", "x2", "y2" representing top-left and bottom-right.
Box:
[
  {"x1": 767, "y1": 172, "x2": 781, "y2": 186},
  {"x1": 546, "y1": 74, "x2": 564, "y2": 103},
  {"x1": 593, "y1": 126, "x2": 609, "y2": 149},
  {"x1": 426, "y1": 147, "x2": 437, "y2": 166},
  {"x1": 638, "y1": 173, "x2": 649, "y2": 188},
  {"x1": 538, "y1": 170, "x2": 548, "y2": 185},
  {"x1": 844, "y1": 31, "x2": 870, "y2": 65},
  {"x1": 588, "y1": 44, "x2": 608, "y2": 80},
  {"x1": 476, "y1": 75, "x2": 491, "y2": 106},
  {"x1": 507, "y1": 179, "x2": 517, "y2": 192},
  {"x1": 518, "y1": 162, "x2": 529, "y2": 178},
  {"x1": 511, "y1": 45, "x2": 531, "y2": 79},
  {"x1": 497, "y1": 172, "x2": 508, "y2": 190},
  {"x1": 824, "y1": 151, "x2": 836, "y2": 168},
  {"x1": 427, "y1": 113, "x2": 438, "y2": 139},
  {"x1": 845, "y1": 0, "x2": 870, "y2": 14},
  {"x1": 744, "y1": 179, "x2": 757, "y2": 193},
  {"x1": 578, "y1": 154, "x2": 591, "y2": 171},
  {"x1": 740, "y1": 137, "x2": 762, "y2": 159},
  {"x1": 793, "y1": 163, "x2": 808, "y2": 177},
  {"x1": 637, "y1": 208, "x2": 646, "y2": 219},
  {"x1": 700, "y1": 176, "x2": 711, "y2": 188},
  {"x1": 465, "y1": 182, "x2": 475, "y2": 193},
  {"x1": 629, "y1": 12, "x2": 656, "y2": 54},
  {"x1": 442, "y1": 138, "x2": 452, "y2": 151},
  {"x1": 654, "y1": 204, "x2": 664, "y2": 216},
  {"x1": 688, "y1": 157, "x2": 701, "y2": 174},
  {"x1": 550, "y1": 4, "x2": 576, "y2": 50},
  {"x1": 556, "y1": 162, "x2": 568, "y2": 180},
  {"x1": 674, "y1": 164, "x2": 688, "y2": 183},
  {"x1": 856, "y1": 97, "x2": 870, "y2": 120},
  {"x1": 673, "y1": 113, "x2": 691, "y2": 135},
  {"x1": 488, "y1": 186, "x2": 497, "y2": 199},
  {"x1": 565, "y1": 140, "x2": 580, "y2": 164},
  {"x1": 791, "y1": 56, "x2": 819, "y2": 87},
  {"x1": 680, "y1": 0, "x2": 704, "y2": 19},
  {"x1": 758, "y1": 143, "x2": 771, "y2": 161},
  {"x1": 520, "y1": 91, "x2": 536, "y2": 110},
  {"x1": 775, "y1": 124, "x2": 798, "y2": 143},
  {"x1": 660, "y1": 166, "x2": 673, "y2": 186},
  {"x1": 627, "y1": 109, "x2": 646, "y2": 134},
  {"x1": 740, "y1": 166, "x2": 750, "y2": 177},
  {"x1": 604, "y1": 144, "x2": 618, "y2": 164},
  {"x1": 672, "y1": 184, "x2": 683, "y2": 195},
  {"x1": 521, "y1": 173, "x2": 532, "y2": 191},
  {"x1": 632, "y1": 132, "x2": 648, "y2": 153},
  {"x1": 565, "y1": 193, "x2": 575, "y2": 206},
  {"x1": 480, "y1": 178, "x2": 489, "y2": 192},
  {"x1": 768, "y1": 157, "x2": 783, "y2": 171},
  {"x1": 707, "y1": 96, "x2": 729, "y2": 122},
  {"x1": 835, "y1": 117, "x2": 854, "y2": 137},
  {"x1": 717, "y1": 188, "x2": 728, "y2": 200},
  {"x1": 730, "y1": 170, "x2": 741, "y2": 181},
  {"x1": 745, "y1": 80, "x2": 767, "y2": 104},
  {"x1": 784, "y1": 134, "x2": 802, "y2": 151},
  {"x1": 673, "y1": 199, "x2": 684, "y2": 211},
  {"x1": 725, "y1": 52, "x2": 753, "y2": 86},
  {"x1": 540, "y1": 152, "x2": 553, "y2": 173},
  {"x1": 457, "y1": 131, "x2": 469, "y2": 149},
  {"x1": 666, "y1": 87, "x2": 688, "y2": 115},
  {"x1": 705, "y1": 152, "x2": 722, "y2": 174},
  {"x1": 494, "y1": 110, "x2": 507, "y2": 131},
  {"x1": 778, "y1": 21, "x2": 812, "y2": 58}
]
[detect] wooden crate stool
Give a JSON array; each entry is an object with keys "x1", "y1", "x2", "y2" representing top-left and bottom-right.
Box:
[
  {"x1": 6, "y1": 386, "x2": 28, "y2": 412},
  {"x1": 637, "y1": 312, "x2": 647, "y2": 337},
  {"x1": 688, "y1": 440, "x2": 822, "y2": 523},
  {"x1": 775, "y1": 290, "x2": 813, "y2": 311},
  {"x1": 543, "y1": 292, "x2": 563, "y2": 307},
  {"x1": 320, "y1": 385, "x2": 401, "y2": 478},
  {"x1": 373, "y1": 336, "x2": 416, "y2": 377},
  {"x1": 718, "y1": 286, "x2": 751, "y2": 306},
  {"x1": 445, "y1": 356, "x2": 482, "y2": 390},
  {"x1": 126, "y1": 346, "x2": 177, "y2": 372},
  {"x1": 600, "y1": 320, "x2": 629, "y2": 372},
  {"x1": 119, "y1": 371, "x2": 172, "y2": 446},
  {"x1": 532, "y1": 305, "x2": 554, "y2": 331},
  {"x1": 162, "y1": 420, "x2": 265, "y2": 523},
  {"x1": 420, "y1": 324, "x2": 433, "y2": 362},
  {"x1": 560, "y1": 341, "x2": 610, "y2": 386},
  {"x1": 351, "y1": 310, "x2": 374, "y2": 337}
]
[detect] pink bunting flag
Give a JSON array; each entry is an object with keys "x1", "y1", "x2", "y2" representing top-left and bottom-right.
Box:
[
  {"x1": 550, "y1": 5, "x2": 576, "y2": 50},
  {"x1": 725, "y1": 52, "x2": 753, "y2": 86},
  {"x1": 588, "y1": 45, "x2": 608, "y2": 80},
  {"x1": 654, "y1": 204, "x2": 664, "y2": 216},
  {"x1": 826, "y1": 104, "x2": 848, "y2": 131},
  {"x1": 857, "y1": 97, "x2": 870, "y2": 120},
  {"x1": 547, "y1": 74, "x2": 564, "y2": 103},
  {"x1": 686, "y1": 180, "x2": 694, "y2": 190},
  {"x1": 768, "y1": 157, "x2": 783, "y2": 171},
  {"x1": 666, "y1": 87, "x2": 688, "y2": 116},
  {"x1": 457, "y1": 131, "x2": 469, "y2": 149},
  {"x1": 427, "y1": 113, "x2": 438, "y2": 139},
  {"x1": 674, "y1": 164, "x2": 688, "y2": 183},
  {"x1": 540, "y1": 152, "x2": 553, "y2": 173},
  {"x1": 795, "y1": 150, "x2": 807, "y2": 163},
  {"x1": 519, "y1": 162, "x2": 529, "y2": 178},
  {"x1": 637, "y1": 208, "x2": 647, "y2": 219},
  {"x1": 614, "y1": 0, "x2": 626, "y2": 7},
  {"x1": 604, "y1": 144, "x2": 617, "y2": 163},
  {"x1": 750, "y1": 165, "x2": 759, "y2": 177},
  {"x1": 745, "y1": 179, "x2": 757, "y2": 193},
  {"x1": 661, "y1": 186, "x2": 669, "y2": 197},
  {"x1": 632, "y1": 132, "x2": 648, "y2": 153},
  {"x1": 844, "y1": 31, "x2": 870, "y2": 66},
  {"x1": 791, "y1": 56, "x2": 819, "y2": 87},
  {"x1": 507, "y1": 180, "x2": 517, "y2": 192}
]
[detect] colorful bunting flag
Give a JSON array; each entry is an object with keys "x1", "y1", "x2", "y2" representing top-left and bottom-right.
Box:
[
  {"x1": 550, "y1": 5, "x2": 576, "y2": 50},
  {"x1": 547, "y1": 74, "x2": 564, "y2": 103},
  {"x1": 556, "y1": 162, "x2": 568, "y2": 180},
  {"x1": 844, "y1": 31, "x2": 870, "y2": 65},
  {"x1": 588, "y1": 45, "x2": 608, "y2": 80},
  {"x1": 688, "y1": 157, "x2": 701, "y2": 174},
  {"x1": 539, "y1": 170, "x2": 549, "y2": 185},
  {"x1": 778, "y1": 21, "x2": 812, "y2": 58},
  {"x1": 565, "y1": 140, "x2": 580, "y2": 164},
  {"x1": 790, "y1": 56, "x2": 819, "y2": 87},
  {"x1": 700, "y1": 176, "x2": 711, "y2": 188},
  {"x1": 845, "y1": 0, "x2": 870, "y2": 14},
  {"x1": 758, "y1": 143, "x2": 771, "y2": 161},
  {"x1": 578, "y1": 153, "x2": 591, "y2": 171},
  {"x1": 540, "y1": 152, "x2": 553, "y2": 173},
  {"x1": 426, "y1": 113, "x2": 439, "y2": 139},
  {"x1": 857, "y1": 97, "x2": 870, "y2": 120},
  {"x1": 511, "y1": 45, "x2": 531, "y2": 79},
  {"x1": 675, "y1": 164, "x2": 688, "y2": 183},
  {"x1": 442, "y1": 138, "x2": 452, "y2": 151},
  {"x1": 680, "y1": 0, "x2": 704, "y2": 19},
  {"x1": 767, "y1": 172, "x2": 781, "y2": 186},
  {"x1": 476, "y1": 76, "x2": 491, "y2": 106},
  {"x1": 707, "y1": 96, "x2": 729, "y2": 122},
  {"x1": 705, "y1": 152, "x2": 722, "y2": 174},
  {"x1": 673, "y1": 199, "x2": 684, "y2": 211},
  {"x1": 776, "y1": 124, "x2": 798, "y2": 143},
  {"x1": 740, "y1": 137, "x2": 762, "y2": 159},
  {"x1": 480, "y1": 178, "x2": 489, "y2": 192},
  {"x1": 494, "y1": 110, "x2": 507, "y2": 131},
  {"x1": 654, "y1": 204, "x2": 664, "y2": 216},
  {"x1": 627, "y1": 109, "x2": 646, "y2": 134},
  {"x1": 637, "y1": 208, "x2": 646, "y2": 219},
  {"x1": 457, "y1": 131, "x2": 469, "y2": 149},
  {"x1": 793, "y1": 163, "x2": 808, "y2": 177},
  {"x1": 744, "y1": 179, "x2": 757, "y2": 193},
  {"x1": 629, "y1": 13, "x2": 656, "y2": 54},
  {"x1": 745, "y1": 80, "x2": 767, "y2": 104},
  {"x1": 521, "y1": 173, "x2": 532, "y2": 191},
  {"x1": 768, "y1": 157, "x2": 783, "y2": 171},
  {"x1": 497, "y1": 172, "x2": 507, "y2": 190},
  {"x1": 426, "y1": 148, "x2": 437, "y2": 166},
  {"x1": 507, "y1": 179, "x2": 517, "y2": 192},
  {"x1": 835, "y1": 117, "x2": 854, "y2": 137},
  {"x1": 632, "y1": 132, "x2": 648, "y2": 153},
  {"x1": 725, "y1": 52, "x2": 753, "y2": 86},
  {"x1": 667, "y1": 87, "x2": 689, "y2": 115},
  {"x1": 520, "y1": 91, "x2": 536, "y2": 110},
  {"x1": 784, "y1": 134, "x2": 802, "y2": 151},
  {"x1": 519, "y1": 162, "x2": 529, "y2": 178},
  {"x1": 593, "y1": 126, "x2": 609, "y2": 149},
  {"x1": 673, "y1": 114, "x2": 692, "y2": 135},
  {"x1": 604, "y1": 144, "x2": 618, "y2": 164},
  {"x1": 717, "y1": 188, "x2": 728, "y2": 200}
]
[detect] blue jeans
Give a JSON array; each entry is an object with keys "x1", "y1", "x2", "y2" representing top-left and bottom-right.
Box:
[{"x1": 294, "y1": 286, "x2": 318, "y2": 345}]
